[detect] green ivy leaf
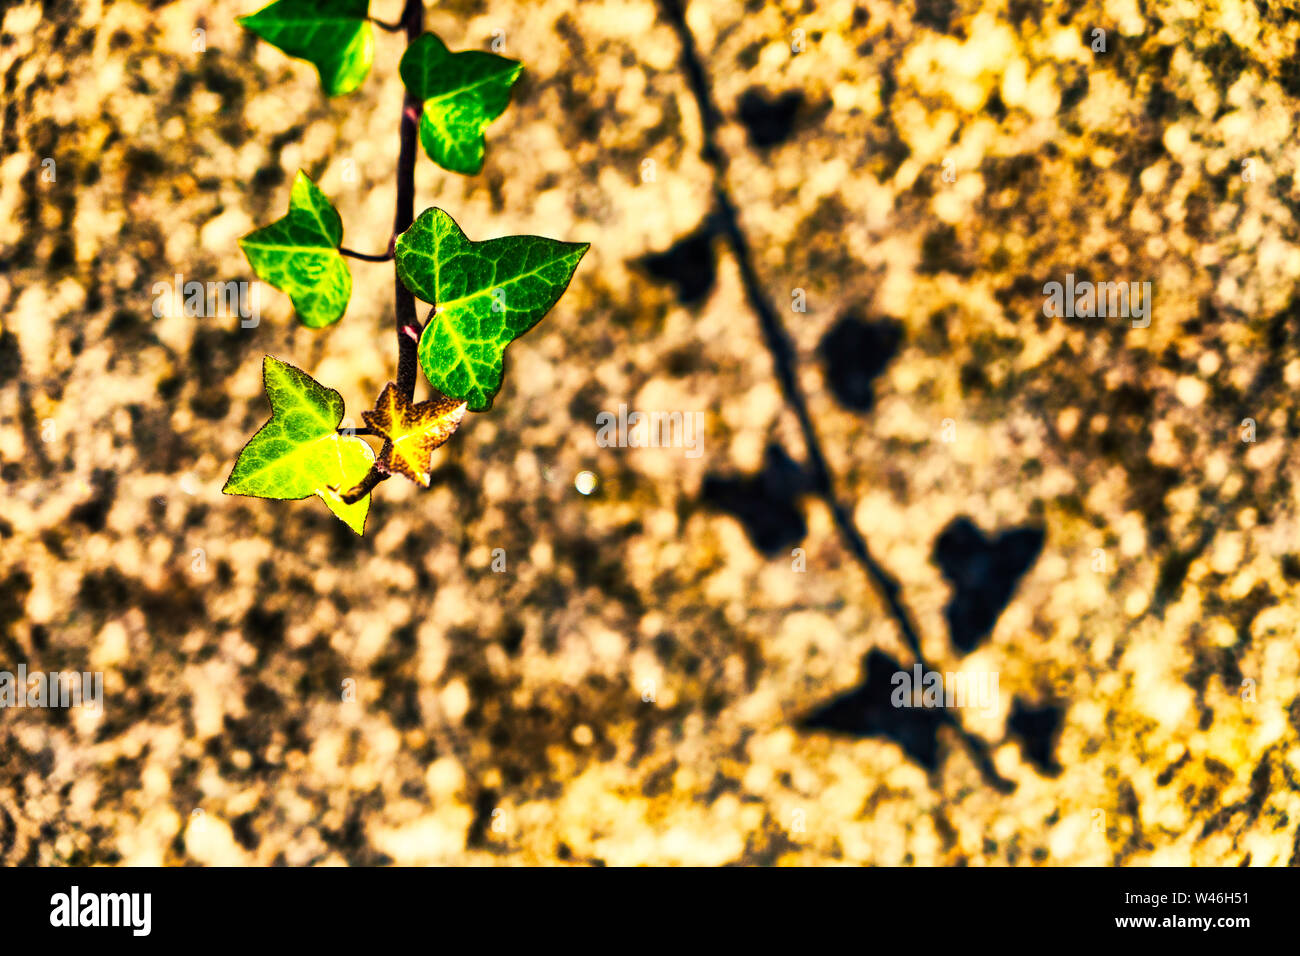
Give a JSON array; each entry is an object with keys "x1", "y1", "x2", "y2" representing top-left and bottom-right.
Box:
[
  {"x1": 223, "y1": 356, "x2": 375, "y2": 535},
  {"x1": 238, "y1": 0, "x2": 374, "y2": 97},
  {"x1": 398, "y1": 33, "x2": 522, "y2": 175},
  {"x1": 395, "y1": 208, "x2": 589, "y2": 411},
  {"x1": 238, "y1": 171, "x2": 352, "y2": 329}
]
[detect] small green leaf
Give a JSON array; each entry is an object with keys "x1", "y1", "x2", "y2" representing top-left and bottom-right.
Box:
[
  {"x1": 224, "y1": 356, "x2": 375, "y2": 534},
  {"x1": 395, "y1": 208, "x2": 588, "y2": 411},
  {"x1": 239, "y1": 171, "x2": 352, "y2": 329},
  {"x1": 238, "y1": 0, "x2": 373, "y2": 96},
  {"x1": 398, "y1": 32, "x2": 522, "y2": 175}
]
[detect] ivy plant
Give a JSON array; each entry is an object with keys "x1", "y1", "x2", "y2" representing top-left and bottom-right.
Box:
[{"x1": 226, "y1": 0, "x2": 589, "y2": 534}]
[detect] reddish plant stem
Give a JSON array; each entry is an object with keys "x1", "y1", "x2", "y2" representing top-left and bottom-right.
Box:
[
  {"x1": 339, "y1": 245, "x2": 393, "y2": 262},
  {"x1": 339, "y1": 0, "x2": 425, "y2": 506},
  {"x1": 393, "y1": 0, "x2": 424, "y2": 399}
]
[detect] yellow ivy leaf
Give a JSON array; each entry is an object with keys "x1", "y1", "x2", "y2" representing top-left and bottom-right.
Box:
[{"x1": 362, "y1": 382, "x2": 467, "y2": 486}]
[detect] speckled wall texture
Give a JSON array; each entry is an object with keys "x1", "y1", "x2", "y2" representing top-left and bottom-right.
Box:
[{"x1": 2, "y1": 0, "x2": 1300, "y2": 865}]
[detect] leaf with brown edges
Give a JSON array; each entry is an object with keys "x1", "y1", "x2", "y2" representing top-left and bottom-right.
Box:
[{"x1": 362, "y1": 382, "x2": 467, "y2": 486}]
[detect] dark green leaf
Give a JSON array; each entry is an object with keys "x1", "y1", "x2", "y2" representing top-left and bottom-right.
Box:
[
  {"x1": 238, "y1": 171, "x2": 351, "y2": 329},
  {"x1": 238, "y1": 0, "x2": 373, "y2": 96},
  {"x1": 399, "y1": 32, "x2": 522, "y2": 175},
  {"x1": 395, "y1": 208, "x2": 588, "y2": 411}
]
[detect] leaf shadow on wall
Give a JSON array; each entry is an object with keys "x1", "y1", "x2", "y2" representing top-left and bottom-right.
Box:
[
  {"x1": 801, "y1": 648, "x2": 946, "y2": 770},
  {"x1": 933, "y1": 517, "x2": 1045, "y2": 654},
  {"x1": 700, "y1": 444, "x2": 810, "y2": 557},
  {"x1": 634, "y1": 221, "x2": 718, "y2": 306},
  {"x1": 801, "y1": 517, "x2": 1052, "y2": 779},
  {"x1": 816, "y1": 312, "x2": 903, "y2": 413}
]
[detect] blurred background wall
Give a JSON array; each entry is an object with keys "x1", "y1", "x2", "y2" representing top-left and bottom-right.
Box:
[{"x1": 2, "y1": 0, "x2": 1300, "y2": 865}]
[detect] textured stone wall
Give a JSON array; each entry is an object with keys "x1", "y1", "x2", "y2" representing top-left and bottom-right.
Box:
[{"x1": 1, "y1": 0, "x2": 1299, "y2": 865}]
